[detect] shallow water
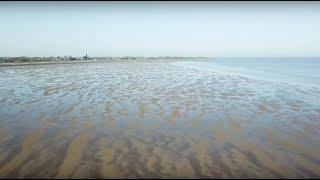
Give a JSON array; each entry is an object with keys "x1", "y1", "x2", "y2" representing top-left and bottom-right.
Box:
[
  {"x1": 174, "y1": 57, "x2": 320, "y2": 89},
  {"x1": 0, "y1": 60, "x2": 320, "y2": 178}
]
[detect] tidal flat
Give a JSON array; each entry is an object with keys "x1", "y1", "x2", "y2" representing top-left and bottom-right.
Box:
[{"x1": 0, "y1": 60, "x2": 320, "y2": 178}]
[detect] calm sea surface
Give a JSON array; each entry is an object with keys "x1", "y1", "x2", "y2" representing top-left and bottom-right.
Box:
[{"x1": 174, "y1": 57, "x2": 320, "y2": 89}]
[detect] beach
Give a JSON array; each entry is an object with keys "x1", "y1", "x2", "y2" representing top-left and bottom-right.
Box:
[{"x1": 0, "y1": 59, "x2": 320, "y2": 178}]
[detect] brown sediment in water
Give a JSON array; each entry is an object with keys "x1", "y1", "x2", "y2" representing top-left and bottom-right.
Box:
[
  {"x1": 249, "y1": 147, "x2": 293, "y2": 178},
  {"x1": 212, "y1": 127, "x2": 226, "y2": 142},
  {"x1": 1, "y1": 61, "x2": 320, "y2": 178},
  {"x1": 104, "y1": 102, "x2": 113, "y2": 114},
  {"x1": 55, "y1": 132, "x2": 91, "y2": 178},
  {"x1": 112, "y1": 139, "x2": 130, "y2": 154},
  {"x1": 71, "y1": 164, "x2": 93, "y2": 179},
  {"x1": 172, "y1": 133, "x2": 184, "y2": 145},
  {"x1": 130, "y1": 137, "x2": 151, "y2": 163},
  {"x1": 289, "y1": 154, "x2": 320, "y2": 177},
  {"x1": 101, "y1": 164, "x2": 123, "y2": 179},
  {"x1": 0, "y1": 129, "x2": 43, "y2": 176},
  {"x1": 189, "y1": 137, "x2": 215, "y2": 177},
  {"x1": 0, "y1": 132, "x2": 13, "y2": 145},
  {"x1": 97, "y1": 138, "x2": 125, "y2": 178},
  {"x1": 175, "y1": 157, "x2": 195, "y2": 178},
  {"x1": 157, "y1": 152, "x2": 176, "y2": 176},
  {"x1": 105, "y1": 116, "x2": 116, "y2": 129},
  {"x1": 265, "y1": 129, "x2": 319, "y2": 161},
  {"x1": 150, "y1": 143, "x2": 197, "y2": 178},
  {"x1": 219, "y1": 147, "x2": 259, "y2": 178},
  {"x1": 18, "y1": 148, "x2": 56, "y2": 178},
  {"x1": 167, "y1": 107, "x2": 181, "y2": 122},
  {"x1": 146, "y1": 155, "x2": 158, "y2": 172},
  {"x1": 97, "y1": 140, "x2": 115, "y2": 164},
  {"x1": 0, "y1": 150, "x2": 10, "y2": 165},
  {"x1": 138, "y1": 102, "x2": 145, "y2": 118}
]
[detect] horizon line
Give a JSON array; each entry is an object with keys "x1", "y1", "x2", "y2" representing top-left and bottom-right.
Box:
[{"x1": 1, "y1": 56, "x2": 320, "y2": 58}]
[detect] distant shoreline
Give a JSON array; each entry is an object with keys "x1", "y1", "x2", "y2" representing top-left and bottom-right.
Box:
[
  {"x1": 0, "y1": 57, "x2": 215, "y2": 67},
  {"x1": 0, "y1": 60, "x2": 108, "y2": 67}
]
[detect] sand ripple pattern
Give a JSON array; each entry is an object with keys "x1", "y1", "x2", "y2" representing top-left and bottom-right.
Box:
[{"x1": 0, "y1": 61, "x2": 320, "y2": 178}]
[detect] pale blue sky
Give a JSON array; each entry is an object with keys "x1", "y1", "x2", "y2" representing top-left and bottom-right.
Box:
[{"x1": 1, "y1": 1, "x2": 320, "y2": 57}]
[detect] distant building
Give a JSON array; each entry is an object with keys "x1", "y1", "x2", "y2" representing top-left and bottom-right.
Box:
[{"x1": 83, "y1": 53, "x2": 88, "y2": 60}]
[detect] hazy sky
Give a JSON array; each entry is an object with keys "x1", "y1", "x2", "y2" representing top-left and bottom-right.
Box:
[{"x1": 1, "y1": 1, "x2": 320, "y2": 57}]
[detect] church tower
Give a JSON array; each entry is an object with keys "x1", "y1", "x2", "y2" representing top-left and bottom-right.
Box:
[{"x1": 84, "y1": 51, "x2": 88, "y2": 60}]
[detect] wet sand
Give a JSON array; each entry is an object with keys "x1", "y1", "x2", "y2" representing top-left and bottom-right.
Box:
[{"x1": 0, "y1": 60, "x2": 320, "y2": 178}]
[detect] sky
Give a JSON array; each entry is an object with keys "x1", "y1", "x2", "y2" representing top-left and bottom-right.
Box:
[{"x1": 0, "y1": 1, "x2": 320, "y2": 57}]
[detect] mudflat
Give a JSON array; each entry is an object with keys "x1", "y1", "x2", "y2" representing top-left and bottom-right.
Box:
[{"x1": 0, "y1": 60, "x2": 319, "y2": 178}]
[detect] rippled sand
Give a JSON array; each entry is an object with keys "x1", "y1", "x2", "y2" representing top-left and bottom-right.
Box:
[{"x1": 0, "y1": 60, "x2": 320, "y2": 178}]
